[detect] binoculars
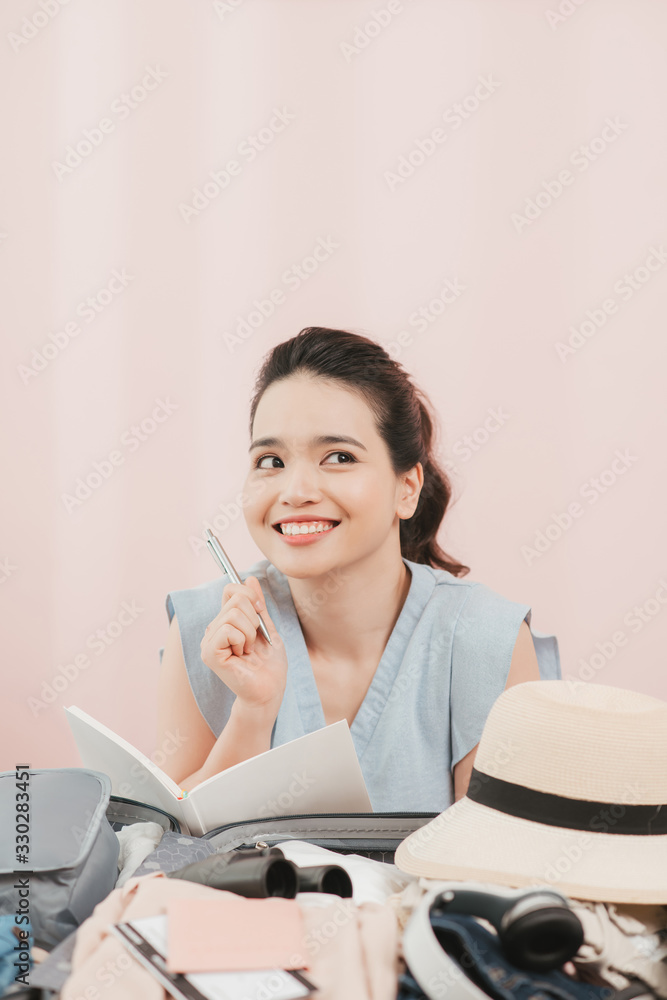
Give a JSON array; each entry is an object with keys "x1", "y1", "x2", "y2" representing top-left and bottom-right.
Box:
[{"x1": 168, "y1": 845, "x2": 353, "y2": 899}]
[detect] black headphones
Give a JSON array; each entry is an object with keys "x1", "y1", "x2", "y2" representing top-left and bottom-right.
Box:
[
  {"x1": 403, "y1": 882, "x2": 584, "y2": 997},
  {"x1": 430, "y1": 884, "x2": 584, "y2": 971}
]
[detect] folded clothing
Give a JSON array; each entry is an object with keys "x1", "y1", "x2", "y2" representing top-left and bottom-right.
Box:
[
  {"x1": 33, "y1": 837, "x2": 410, "y2": 991},
  {"x1": 59, "y1": 872, "x2": 401, "y2": 1000},
  {"x1": 569, "y1": 900, "x2": 667, "y2": 998}
]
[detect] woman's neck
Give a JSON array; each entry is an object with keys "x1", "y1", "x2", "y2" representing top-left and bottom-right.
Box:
[{"x1": 288, "y1": 550, "x2": 412, "y2": 667}]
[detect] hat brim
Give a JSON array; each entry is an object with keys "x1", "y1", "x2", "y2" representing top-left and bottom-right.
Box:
[{"x1": 394, "y1": 798, "x2": 667, "y2": 904}]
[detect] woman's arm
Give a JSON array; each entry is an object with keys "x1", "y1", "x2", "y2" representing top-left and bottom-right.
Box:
[
  {"x1": 155, "y1": 614, "x2": 279, "y2": 790},
  {"x1": 156, "y1": 615, "x2": 216, "y2": 783},
  {"x1": 452, "y1": 619, "x2": 540, "y2": 801}
]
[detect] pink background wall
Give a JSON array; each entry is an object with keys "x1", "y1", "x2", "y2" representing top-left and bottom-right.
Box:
[{"x1": 3, "y1": 0, "x2": 667, "y2": 769}]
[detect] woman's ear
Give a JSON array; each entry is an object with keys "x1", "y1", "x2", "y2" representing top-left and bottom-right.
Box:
[{"x1": 398, "y1": 461, "x2": 424, "y2": 519}]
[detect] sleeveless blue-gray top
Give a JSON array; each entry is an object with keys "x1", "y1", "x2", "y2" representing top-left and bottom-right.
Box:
[{"x1": 159, "y1": 557, "x2": 561, "y2": 812}]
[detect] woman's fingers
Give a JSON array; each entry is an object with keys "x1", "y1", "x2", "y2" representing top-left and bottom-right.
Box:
[
  {"x1": 199, "y1": 578, "x2": 289, "y2": 708},
  {"x1": 244, "y1": 577, "x2": 279, "y2": 642},
  {"x1": 200, "y1": 578, "x2": 278, "y2": 676},
  {"x1": 217, "y1": 591, "x2": 259, "y2": 631},
  {"x1": 202, "y1": 618, "x2": 245, "y2": 660},
  {"x1": 245, "y1": 576, "x2": 265, "y2": 611}
]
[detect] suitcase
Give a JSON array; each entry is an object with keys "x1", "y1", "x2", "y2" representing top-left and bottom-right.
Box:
[
  {"x1": 129, "y1": 810, "x2": 438, "y2": 878},
  {"x1": 203, "y1": 811, "x2": 439, "y2": 863}
]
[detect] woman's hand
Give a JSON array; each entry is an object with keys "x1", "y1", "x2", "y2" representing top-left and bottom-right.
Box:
[{"x1": 199, "y1": 575, "x2": 288, "y2": 712}]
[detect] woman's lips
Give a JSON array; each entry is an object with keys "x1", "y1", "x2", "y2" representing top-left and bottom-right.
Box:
[{"x1": 272, "y1": 522, "x2": 340, "y2": 546}]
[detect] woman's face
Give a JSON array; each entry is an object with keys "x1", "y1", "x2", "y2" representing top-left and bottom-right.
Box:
[{"x1": 243, "y1": 375, "x2": 420, "y2": 578}]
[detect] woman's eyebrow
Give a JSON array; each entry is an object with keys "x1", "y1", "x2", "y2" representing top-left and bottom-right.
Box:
[{"x1": 248, "y1": 434, "x2": 367, "y2": 453}]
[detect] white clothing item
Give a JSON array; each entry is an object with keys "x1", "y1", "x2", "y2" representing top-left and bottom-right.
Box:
[
  {"x1": 570, "y1": 900, "x2": 667, "y2": 997},
  {"x1": 115, "y1": 822, "x2": 165, "y2": 887},
  {"x1": 274, "y1": 840, "x2": 417, "y2": 904}
]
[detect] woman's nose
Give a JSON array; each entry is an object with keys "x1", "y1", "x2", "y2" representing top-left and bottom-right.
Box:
[{"x1": 278, "y1": 461, "x2": 323, "y2": 503}]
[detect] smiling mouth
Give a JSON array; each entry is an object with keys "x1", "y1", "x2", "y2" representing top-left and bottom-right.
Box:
[{"x1": 272, "y1": 520, "x2": 341, "y2": 536}]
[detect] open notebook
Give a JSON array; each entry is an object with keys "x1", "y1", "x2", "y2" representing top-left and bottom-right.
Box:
[{"x1": 65, "y1": 706, "x2": 372, "y2": 836}]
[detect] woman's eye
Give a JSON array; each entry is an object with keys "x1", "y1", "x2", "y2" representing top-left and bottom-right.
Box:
[
  {"x1": 254, "y1": 451, "x2": 356, "y2": 470},
  {"x1": 254, "y1": 455, "x2": 282, "y2": 470}
]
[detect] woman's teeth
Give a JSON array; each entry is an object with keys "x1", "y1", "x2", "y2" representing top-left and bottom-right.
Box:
[{"x1": 278, "y1": 521, "x2": 338, "y2": 536}]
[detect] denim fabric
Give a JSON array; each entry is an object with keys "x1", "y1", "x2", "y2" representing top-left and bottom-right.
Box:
[
  {"x1": 397, "y1": 913, "x2": 614, "y2": 1000},
  {"x1": 0, "y1": 914, "x2": 33, "y2": 994},
  {"x1": 163, "y1": 558, "x2": 561, "y2": 813}
]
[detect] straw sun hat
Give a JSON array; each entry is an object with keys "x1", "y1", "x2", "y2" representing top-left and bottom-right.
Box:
[{"x1": 395, "y1": 680, "x2": 667, "y2": 904}]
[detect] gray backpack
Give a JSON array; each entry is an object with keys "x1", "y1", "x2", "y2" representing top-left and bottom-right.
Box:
[{"x1": 0, "y1": 768, "x2": 120, "y2": 949}]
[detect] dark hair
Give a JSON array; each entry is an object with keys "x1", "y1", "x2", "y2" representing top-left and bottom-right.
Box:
[{"x1": 248, "y1": 327, "x2": 470, "y2": 577}]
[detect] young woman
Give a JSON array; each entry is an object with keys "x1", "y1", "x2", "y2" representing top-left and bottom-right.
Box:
[{"x1": 157, "y1": 327, "x2": 560, "y2": 808}]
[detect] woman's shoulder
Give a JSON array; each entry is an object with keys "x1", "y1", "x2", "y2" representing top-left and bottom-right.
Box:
[
  {"x1": 408, "y1": 558, "x2": 529, "y2": 618},
  {"x1": 408, "y1": 559, "x2": 561, "y2": 681}
]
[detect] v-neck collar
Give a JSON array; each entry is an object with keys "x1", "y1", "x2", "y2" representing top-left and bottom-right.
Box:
[{"x1": 266, "y1": 557, "x2": 436, "y2": 759}]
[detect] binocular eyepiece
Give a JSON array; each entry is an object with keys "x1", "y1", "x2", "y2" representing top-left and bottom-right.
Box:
[{"x1": 168, "y1": 845, "x2": 353, "y2": 899}]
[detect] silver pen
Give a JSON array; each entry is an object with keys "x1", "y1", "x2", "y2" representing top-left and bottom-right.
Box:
[{"x1": 204, "y1": 528, "x2": 273, "y2": 646}]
